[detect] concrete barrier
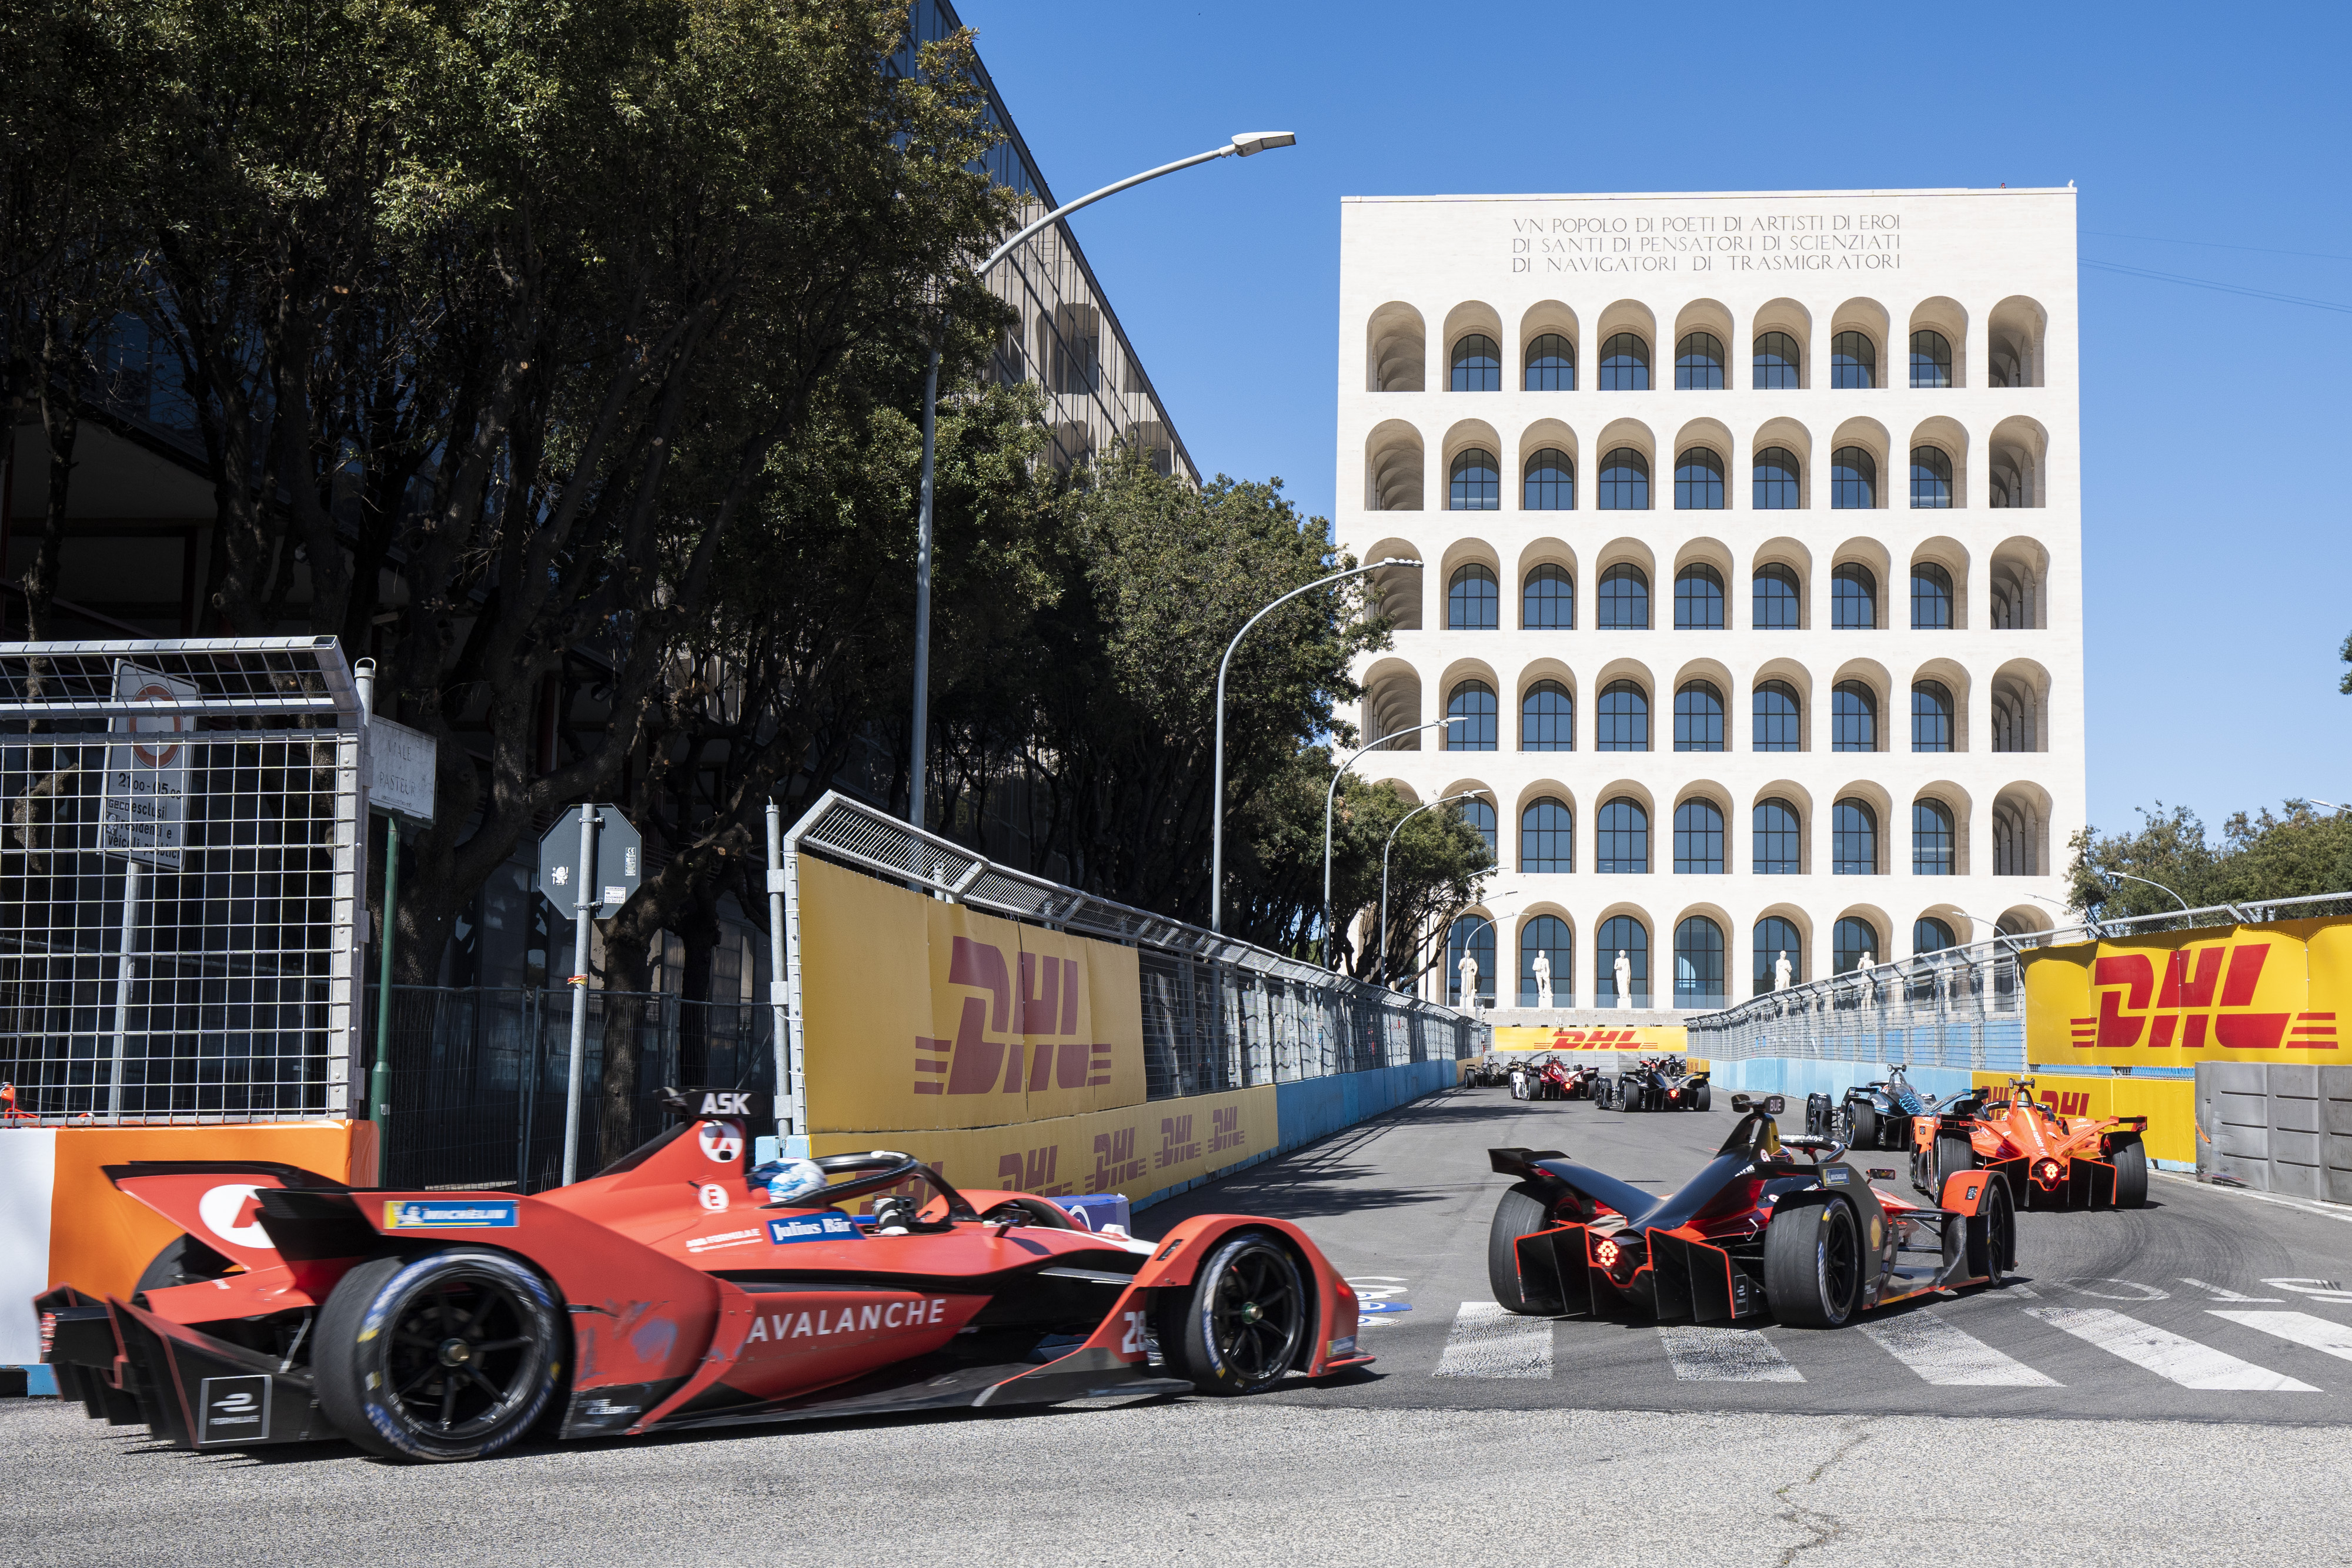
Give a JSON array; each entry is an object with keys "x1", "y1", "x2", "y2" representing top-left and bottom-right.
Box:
[{"x1": 2196, "y1": 1063, "x2": 2352, "y2": 1198}]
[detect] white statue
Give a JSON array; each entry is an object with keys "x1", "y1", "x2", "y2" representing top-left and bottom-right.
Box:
[
  {"x1": 1775, "y1": 950, "x2": 1792, "y2": 992},
  {"x1": 1859, "y1": 950, "x2": 1873, "y2": 971},
  {"x1": 1532, "y1": 951, "x2": 1553, "y2": 1011},
  {"x1": 1613, "y1": 948, "x2": 1632, "y2": 1009},
  {"x1": 1459, "y1": 952, "x2": 1479, "y2": 1014}
]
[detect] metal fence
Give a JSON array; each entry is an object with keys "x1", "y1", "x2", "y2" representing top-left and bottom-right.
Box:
[
  {"x1": 375, "y1": 987, "x2": 774, "y2": 1191},
  {"x1": 0, "y1": 639, "x2": 362, "y2": 1122},
  {"x1": 1683, "y1": 891, "x2": 2352, "y2": 1068},
  {"x1": 779, "y1": 791, "x2": 1481, "y2": 1141}
]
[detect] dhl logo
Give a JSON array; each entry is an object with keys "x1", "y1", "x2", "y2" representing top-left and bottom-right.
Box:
[
  {"x1": 2039, "y1": 1089, "x2": 2092, "y2": 1116},
  {"x1": 1546, "y1": 1028, "x2": 1658, "y2": 1049},
  {"x1": 2070, "y1": 941, "x2": 2337, "y2": 1053},
  {"x1": 914, "y1": 937, "x2": 1115, "y2": 1095},
  {"x1": 995, "y1": 1145, "x2": 1071, "y2": 1195}
]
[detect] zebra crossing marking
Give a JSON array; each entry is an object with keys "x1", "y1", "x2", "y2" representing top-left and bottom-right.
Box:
[
  {"x1": 2026, "y1": 1307, "x2": 2318, "y2": 1392},
  {"x1": 1657, "y1": 1325, "x2": 1803, "y2": 1382},
  {"x1": 2179, "y1": 1278, "x2": 2281, "y2": 1302},
  {"x1": 1857, "y1": 1310, "x2": 2060, "y2": 1387},
  {"x1": 2209, "y1": 1310, "x2": 2352, "y2": 1364},
  {"x1": 1433, "y1": 1302, "x2": 1553, "y2": 1379}
]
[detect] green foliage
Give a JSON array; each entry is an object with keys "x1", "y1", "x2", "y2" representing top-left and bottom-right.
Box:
[
  {"x1": 2066, "y1": 801, "x2": 2352, "y2": 920},
  {"x1": 2339, "y1": 630, "x2": 2351, "y2": 696}
]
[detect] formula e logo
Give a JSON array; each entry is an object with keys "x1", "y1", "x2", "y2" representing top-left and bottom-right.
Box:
[
  {"x1": 697, "y1": 1183, "x2": 730, "y2": 1212},
  {"x1": 698, "y1": 1122, "x2": 743, "y2": 1164},
  {"x1": 196, "y1": 1375, "x2": 270, "y2": 1445}
]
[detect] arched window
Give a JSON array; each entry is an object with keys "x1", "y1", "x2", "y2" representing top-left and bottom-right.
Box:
[
  {"x1": 1913, "y1": 800, "x2": 1955, "y2": 875},
  {"x1": 1446, "y1": 563, "x2": 1498, "y2": 628},
  {"x1": 1830, "y1": 330, "x2": 1876, "y2": 389},
  {"x1": 1833, "y1": 916, "x2": 1880, "y2": 973},
  {"x1": 1753, "y1": 446, "x2": 1800, "y2": 509},
  {"x1": 1674, "y1": 565, "x2": 1725, "y2": 629},
  {"x1": 1523, "y1": 448, "x2": 1574, "y2": 510},
  {"x1": 1674, "y1": 798, "x2": 1725, "y2": 873},
  {"x1": 1522, "y1": 563, "x2": 1574, "y2": 627},
  {"x1": 1831, "y1": 562, "x2": 1877, "y2": 628},
  {"x1": 1673, "y1": 681, "x2": 1725, "y2": 752},
  {"x1": 1753, "y1": 680, "x2": 1801, "y2": 751},
  {"x1": 1520, "y1": 797, "x2": 1573, "y2": 872},
  {"x1": 1753, "y1": 564, "x2": 1801, "y2": 629},
  {"x1": 1912, "y1": 915, "x2": 1957, "y2": 955},
  {"x1": 1598, "y1": 563, "x2": 1650, "y2": 628},
  {"x1": 1674, "y1": 448, "x2": 1725, "y2": 510},
  {"x1": 1450, "y1": 334, "x2": 1500, "y2": 392},
  {"x1": 1520, "y1": 915, "x2": 1573, "y2": 1007},
  {"x1": 1521, "y1": 680, "x2": 1574, "y2": 750},
  {"x1": 1755, "y1": 915, "x2": 1803, "y2": 991},
  {"x1": 1910, "y1": 446, "x2": 1953, "y2": 509},
  {"x1": 1830, "y1": 446, "x2": 1877, "y2": 509},
  {"x1": 1596, "y1": 915, "x2": 1649, "y2": 1007},
  {"x1": 1909, "y1": 330, "x2": 1952, "y2": 389},
  {"x1": 1447, "y1": 915, "x2": 1495, "y2": 1007},
  {"x1": 1446, "y1": 680, "x2": 1496, "y2": 750},
  {"x1": 1911, "y1": 562, "x2": 1953, "y2": 628},
  {"x1": 1596, "y1": 797, "x2": 1649, "y2": 872},
  {"x1": 1832, "y1": 681, "x2": 1877, "y2": 752},
  {"x1": 1449, "y1": 447, "x2": 1500, "y2": 510},
  {"x1": 1673, "y1": 917, "x2": 1726, "y2": 1005},
  {"x1": 1832, "y1": 798, "x2": 1878, "y2": 875},
  {"x1": 1753, "y1": 798, "x2": 1801, "y2": 874},
  {"x1": 1598, "y1": 447, "x2": 1650, "y2": 510},
  {"x1": 1753, "y1": 330, "x2": 1800, "y2": 389},
  {"x1": 1524, "y1": 333, "x2": 1575, "y2": 391},
  {"x1": 1674, "y1": 332, "x2": 1726, "y2": 390},
  {"x1": 1911, "y1": 681, "x2": 1953, "y2": 752},
  {"x1": 1462, "y1": 798, "x2": 1498, "y2": 856},
  {"x1": 1598, "y1": 333, "x2": 1650, "y2": 391},
  {"x1": 1596, "y1": 680, "x2": 1649, "y2": 751}
]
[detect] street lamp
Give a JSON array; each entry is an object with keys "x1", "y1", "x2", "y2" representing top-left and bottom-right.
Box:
[
  {"x1": 907, "y1": 132, "x2": 1297, "y2": 828},
  {"x1": 1210, "y1": 557, "x2": 1421, "y2": 932},
  {"x1": 1378, "y1": 790, "x2": 1486, "y2": 989},
  {"x1": 1321, "y1": 717, "x2": 1459, "y2": 967},
  {"x1": 2101, "y1": 869, "x2": 2190, "y2": 912}
]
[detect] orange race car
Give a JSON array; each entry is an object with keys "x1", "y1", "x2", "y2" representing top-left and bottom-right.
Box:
[{"x1": 1908, "y1": 1077, "x2": 2149, "y2": 1211}]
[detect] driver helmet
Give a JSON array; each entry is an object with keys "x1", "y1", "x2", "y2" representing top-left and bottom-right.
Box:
[{"x1": 751, "y1": 1156, "x2": 827, "y2": 1205}]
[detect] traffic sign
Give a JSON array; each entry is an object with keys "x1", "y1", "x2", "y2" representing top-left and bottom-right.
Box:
[
  {"x1": 536, "y1": 806, "x2": 643, "y2": 911},
  {"x1": 101, "y1": 661, "x2": 197, "y2": 867},
  {"x1": 366, "y1": 716, "x2": 438, "y2": 823}
]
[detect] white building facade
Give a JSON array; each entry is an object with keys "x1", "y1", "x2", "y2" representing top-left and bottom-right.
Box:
[{"x1": 1333, "y1": 187, "x2": 2082, "y2": 1014}]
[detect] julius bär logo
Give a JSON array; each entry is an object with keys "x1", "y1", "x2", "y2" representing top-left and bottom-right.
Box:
[
  {"x1": 2072, "y1": 941, "x2": 2337, "y2": 1053},
  {"x1": 914, "y1": 937, "x2": 1115, "y2": 1095}
]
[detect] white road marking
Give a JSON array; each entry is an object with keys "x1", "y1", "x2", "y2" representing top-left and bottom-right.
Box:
[
  {"x1": 1658, "y1": 1325, "x2": 1803, "y2": 1382},
  {"x1": 2026, "y1": 1308, "x2": 2318, "y2": 1391},
  {"x1": 2156, "y1": 1172, "x2": 2352, "y2": 1226},
  {"x1": 1433, "y1": 1302, "x2": 1553, "y2": 1379},
  {"x1": 2179, "y1": 1278, "x2": 2282, "y2": 1302},
  {"x1": 2210, "y1": 1310, "x2": 2352, "y2": 1363},
  {"x1": 2263, "y1": 1278, "x2": 2352, "y2": 1303},
  {"x1": 1858, "y1": 1311, "x2": 2060, "y2": 1386}
]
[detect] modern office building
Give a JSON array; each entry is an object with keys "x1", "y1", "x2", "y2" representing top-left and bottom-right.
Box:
[{"x1": 1332, "y1": 187, "x2": 2080, "y2": 1012}]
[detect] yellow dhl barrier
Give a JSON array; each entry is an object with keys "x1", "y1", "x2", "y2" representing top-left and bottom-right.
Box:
[
  {"x1": 1970, "y1": 1072, "x2": 2195, "y2": 1165},
  {"x1": 1490, "y1": 1024, "x2": 1689, "y2": 1052},
  {"x1": 2024, "y1": 915, "x2": 2351, "y2": 1069}
]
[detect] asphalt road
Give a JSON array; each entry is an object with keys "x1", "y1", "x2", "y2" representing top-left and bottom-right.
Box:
[{"x1": 8, "y1": 1086, "x2": 2352, "y2": 1567}]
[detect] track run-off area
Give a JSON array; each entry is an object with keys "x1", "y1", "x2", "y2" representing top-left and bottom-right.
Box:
[{"x1": 8, "y1": 1086, "x2": 2352, "y2": 1567}]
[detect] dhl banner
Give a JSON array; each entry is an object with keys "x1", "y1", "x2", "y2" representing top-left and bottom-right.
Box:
[
  {"x1": 1491, "y1": 1024, "x2": 1690, "y2": 1053},
  {"x1": 1967, "y1": 1073, "x2": 2195, "y2": 1166},
  {"x1": 799, "y1": 858, "x2": 1147, "y2": 1132},
  {"x1": 2024, "y1": 917, "x2": 2351, "y2": 1068}
]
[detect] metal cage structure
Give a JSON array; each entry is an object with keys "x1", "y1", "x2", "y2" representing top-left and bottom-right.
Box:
[{"x1": 0, "y1": 638, "x2": 363, "y2": 1123}]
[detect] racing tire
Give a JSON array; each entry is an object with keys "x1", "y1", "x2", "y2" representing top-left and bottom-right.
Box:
[
  {"x1": 1844, "y1": 1101, "x2": 1879, "y2": 1151},
  {"x1": 1487, "y1": 1186, "x2": 1555, "y2": 1315},
  {"x1": 1158, "y1": 1231, "x2": 1309, "y2": 1396},
  {"x1": 1762, "y1": 1199, "x2": 1863, "y2": 1329},
  {"x1": 1970, "y1": 1174, "x2": 2016, "y2": 1283},
  {"x1": 1933, "y1": 1134, "x2": 1977, "y2": 1198},
  {"x1": 1693, "y1": 1084, "x2": 1710, "y2": 1112},
  {"x1": 2112, "y1": 1141, "x2": 2149, "y2": 1209},
  {"x1": 315, "y1": 1248, "x2": 566, "y2": 1462}
]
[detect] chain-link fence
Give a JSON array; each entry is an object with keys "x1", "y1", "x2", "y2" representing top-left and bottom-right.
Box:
[{"x1": 0, "y1": 639, "x2": 362, "y2": 1121}]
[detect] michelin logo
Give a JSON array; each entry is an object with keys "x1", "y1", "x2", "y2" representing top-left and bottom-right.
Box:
[
  {"x1": 386, "y1": 1199, "x2": 520, "y2": 1230},
  {"x1": 767, "y1": 1213, "x2": 860, "y2": 1245}
]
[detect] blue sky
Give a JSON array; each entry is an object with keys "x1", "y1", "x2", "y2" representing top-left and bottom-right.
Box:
[{"x1": 956, "y1": 0, "x2": 2352, "y2": 842}]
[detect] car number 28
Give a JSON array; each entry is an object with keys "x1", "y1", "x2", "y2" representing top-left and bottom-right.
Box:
[{"x1": 1119, "y1": 1309, "x2": 1148, "y2": 1356}]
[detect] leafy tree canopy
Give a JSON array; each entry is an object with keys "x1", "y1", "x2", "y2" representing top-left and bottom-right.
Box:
[{"x1": 2066, "y1": 801, "x2": 2352, "y2": 921}]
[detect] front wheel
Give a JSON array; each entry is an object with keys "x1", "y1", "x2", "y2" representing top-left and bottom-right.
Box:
[
  {"x1": 314, "y1": 1248, "x2": 566, "y2": 1462},
  {"x1": 1157, "y1": 1232, "x2": 1308, "y2": 1396},
  {"x1": 1763, "y1": 1199, "x2": 1863, "y2": 1328},
  {"x1": 2112, "y1": 1141, "x2": 2149, "y2": 1208},
  {"x1": 1933, "y1": 1134, "x2": 1977, "y2": 1199},
  {"x1": 1845, "y1": 1101, "x2": 1879, "y2": 1150},
  {"x1": 1970, "y1": 1174, "x2": 2016, "y2": 1283}
]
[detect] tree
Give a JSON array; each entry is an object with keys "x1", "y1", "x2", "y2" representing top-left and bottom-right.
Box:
[
  {"x1": 2066, "y1": 800, "x2": 2352, "y2": 920},
  {"x1": 2339, "y1": 630, "x2": 2351, "y2": 696}
]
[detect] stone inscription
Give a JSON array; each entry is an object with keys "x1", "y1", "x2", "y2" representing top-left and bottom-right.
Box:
[{"x1": 1506, "y1": 210, "x2": 1901, "y2": 275}]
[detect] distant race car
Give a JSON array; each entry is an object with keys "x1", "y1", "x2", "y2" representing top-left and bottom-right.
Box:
[
  {"x1": 1909, "y1": 1076, "x2": 2150, "y2": 1210},
  {"x1": 1486, "y1": 1094, "x2": 2014, "y2": 1328},
  {"x1": 1805, "y1": 1065, "x2": 1936, "y2": 1150},
  {"x1": 1595, "y1": 1056, "x2": 1710, "y2": 1112},
  {"x1": 36, "y1": 1090, "x2": 1369, "y2": 1463},
  {"x1": 1550, "y1": 1061, "x2": 1601, "y2": 1101},
  {"x1": 1465, "y1": 1055, "x2": 1512, "y2": 1088}
]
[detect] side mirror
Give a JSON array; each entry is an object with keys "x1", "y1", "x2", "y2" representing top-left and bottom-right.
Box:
[{"x1": 1730, "y1": 1093, "x2": 1754, "y2": 1112}]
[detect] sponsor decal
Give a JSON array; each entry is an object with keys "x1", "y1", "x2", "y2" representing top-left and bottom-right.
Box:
[
  {"x1": 684, "y1": 1228, "x2": 763, "y2": 1254},
  {"x1": 913, "y1": 937, "x2": 1114, "y2": 1096},
  {"x1": 694, "y1": 1091, "x2": 760, "y2": 1118},
  {"x1": 767, "y1": 1212, "x2": 861, "y2": 1245},
  {"x1": 1328, "y1": 1336, "x2": 1358, "y2": 1357},
  {"x1": 1091, "y1": 1126, "x2": 1145, "y2": 1189},
  {"x1": 1207, "y1": 1104, "x2": 1245, "y2": 1155},
  {"x1": 385, "y1": 1198, "x2": 519, "y2": 1230},
  {"x1": 1155, "y1": 1114, "x2": 1201, "y2": 1170},
  {"x1": 696, "y1": 1182, "x2": 730, "y2": 1212},
  {"x1": 996, "y1": 1145, "x2": 1071, "y2": 1195},
  {"x1": 741, "y1": 1296, "x2": 948, "y2": 1344},
  {"x1": 699, "y1": 1121, "x2": 744, "y2": 1164},
  {"x1": 581, "y1": 1397, "x2": 639, "y2": 1418},
  {"x1": 198, "y1": 1183, "x2": 272, "y2": 1249},
  {"x1": 196, "y1": 1375, "x2": 271, "y2": 1445},
  {"x1": 1822, "y1": 1167, "x2": 1850, "y2": 1185}
]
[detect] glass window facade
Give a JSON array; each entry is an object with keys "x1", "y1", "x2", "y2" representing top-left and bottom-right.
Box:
[
  {"x1": 1911, "y1": 562, "x2": 1953, "y2": 628},
  {"x1": 1755, "y1": 916, "x2": 1802, "y2": 991},
  {"x1": 1910, "y1": 446, "x2": 1953, "y2": 509},
  {"x1": 1674, "y1": 917, "x2": 1725, "y2": 1005},
  {"x1": 1446, "y1": 680, "x2": 1497, "y2": 750},
  {"x1": 1449, "y1": 448, "x2": 1500, "y2": 510},
  {"x1": 1523, "y1": 449, "x2": 1574, "y2": 510},
  {"x1": 1831, "y1": 563, "x2": 1877, "y2": 628},
  {"x1": 1599, "y1": 333, "x2": 1651, "y2": 390},
  {"x1": 1833, "y1": 916, "x2": 1880, "y2": 973},
  {"x1": 1523, "y1": 563, "x2": 1573, "y2": 627},
  {"x1": 1673, "y1": 680, "x2": 1725, "y2": 751},
  {"x1": 1675, "y1": 332, "x2": 1726, "y2": 390},
  {"x1": 1832, "y1": 681, "x2": 1877, "y2": 753},
  {"x1": 1832, "y1": 799, "x2": 1879, "y2": 875},
  {"x1": 1830, "y1": 446, "x2": 1877, "y2": 509},
  {"x1": 1753, "y1": 680, "x2": 1801, "y2": 751},
  {"x1": 1830, "y1": 330, "x2": 1876, "y2": 389},
  {"x1": 1596, "y1": 798, "x2": 1649, "y2": 873},
  {"x1": 1597, "y1": 680, "x2": 1649, "y2": 751},
  {"x1": 1912, "y1": 680, "x2": 1953, "y2": 752},
  {"x1": 1909, "y1": 329, "x2": 1952, "y2": 389},
  {"x1": 1598, "y1": 563, "x2": 1650, "y2": 628},
  {"x1": 1598, "y1": 447, "x2": 1650, "y2": 510},
  {"x1": 1753, "y1": 446, "x2": 1800, "y2": 509},
  {"x1": 1596, "y1": 915, "x2": 1649, "y2": 1007},
  {"x1": 1521, "y1": 798, "x2": 1573, "y2": 873},
  {"x1": 1447, "y1": 915, "x2": 1495, "y2": 1006},
  {"x1": 1451, "y1": 334, "x2": 1501, "y2": 392},
  {"x1": 1675, "y1": 448, "x2": 1725, "y2": 510},
  {"x1": 1674, "y1": 799, "x2": 1725, "y2": 874},
  {"x1": 1753, "y1": 564, "x2": 1800, "y2": 628},
  {"x1": 1525, "y1": 333, "x2": 1575, "y2": 390},
  {"x1": 1674, "y1": 566, "x2": 1725, "y2": 630},
  {"x1": 1913, "y1": 800, "x2": 1955, "y2": 875},
  {"x1": 1520, "y1": 915, "x2": 1573, "y2": 1007},
  {"x1": 1753, "y1": 330, "x2": 1800, "y2": 389},
  {"x1": 1753, "y1": 798, "x2": 1801, "y2": 874},
  {"x1": 1913, "y1": 916, "x2": 1957, "y2": 954},
  {"x1": 1448, "y1": 563, "x2": 1498, "y2": 628},
  {"x1": 1521, "y1": 680, "x2": 1573, "y2": 750}
]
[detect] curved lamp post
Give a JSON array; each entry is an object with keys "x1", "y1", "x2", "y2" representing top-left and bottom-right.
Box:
[
  {"x1": 1210, "y1": 556, "x2": 1420, "y2": 932},
  {"x1": 1321, "y1": 717, "x2": 1457, "y2": 967},
  {"x1": 1377, "y1": 790, "x2": 1485, "y2": 990},
  {"x1": 908, "y1": 132, "x2": 1297, "y2": 827},
  {"x1": 2102, "y1": 869, "x2": 2190, "y2": 912}
]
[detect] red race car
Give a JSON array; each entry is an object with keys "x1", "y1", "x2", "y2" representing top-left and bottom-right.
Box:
[
  {"x1": 1909, "y1": 1076, "x2": 2150, "y2": 1210},
  {"x1": 37, "y1": 1090, "x2": 1367, "y2": 1462}
]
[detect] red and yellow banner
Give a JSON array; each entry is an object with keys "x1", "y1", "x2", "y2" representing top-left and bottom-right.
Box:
[
  {"x1": 1969, "y1": 1072, "x2": 2194, "y2": 1164},
  {"x1": 1492, "y1": 1024, "x2": 1690, "y2": 1053},
  {"x1": 2024, "y1": 916, "x2": 2350, "y2": 1068}
]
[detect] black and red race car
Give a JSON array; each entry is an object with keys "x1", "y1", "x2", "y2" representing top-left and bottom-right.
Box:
[
  {"x1": 1595, "y1": 1055, "x2": 1710, "y2": 1112},
  {"x1": 36, "y1": 1091, "x2": 1367, "y2": 1463},
  {"x1": 1486, "y1": 1094, "x2": 2016, "y2": 1327}
]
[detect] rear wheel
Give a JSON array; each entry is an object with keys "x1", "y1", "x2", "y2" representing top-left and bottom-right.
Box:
[
  {"x1": 1158, "y1": 1232, "x2": 1308, "y2": 1395},
  {"x1": 1763, "y1": 1199, "x2": 1863, "y2": 1328},
  {"x1": 1693, "y1": 1085, "x2": 1711, "y2": 1112},
  {"x1": 1933, "y1": 1134, "x2": 1977, "y2": 1199},
  {"x1": 1970, "y1": 1174, "x2": 2016, "y2": 1282},
  {"x1": 2112, "y1": 1141, "x2": 2149, "y2": 1209},
  {"x1": 1487, "y1": 1186, "x2": 1555, "y2": 1315},
  {"x1": 315, "y1": 1249, "x2": 566, "y2": 1462},
  {"x1": 1844, "y1": 1101, "x2": 1879, "y2": 1150}
]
